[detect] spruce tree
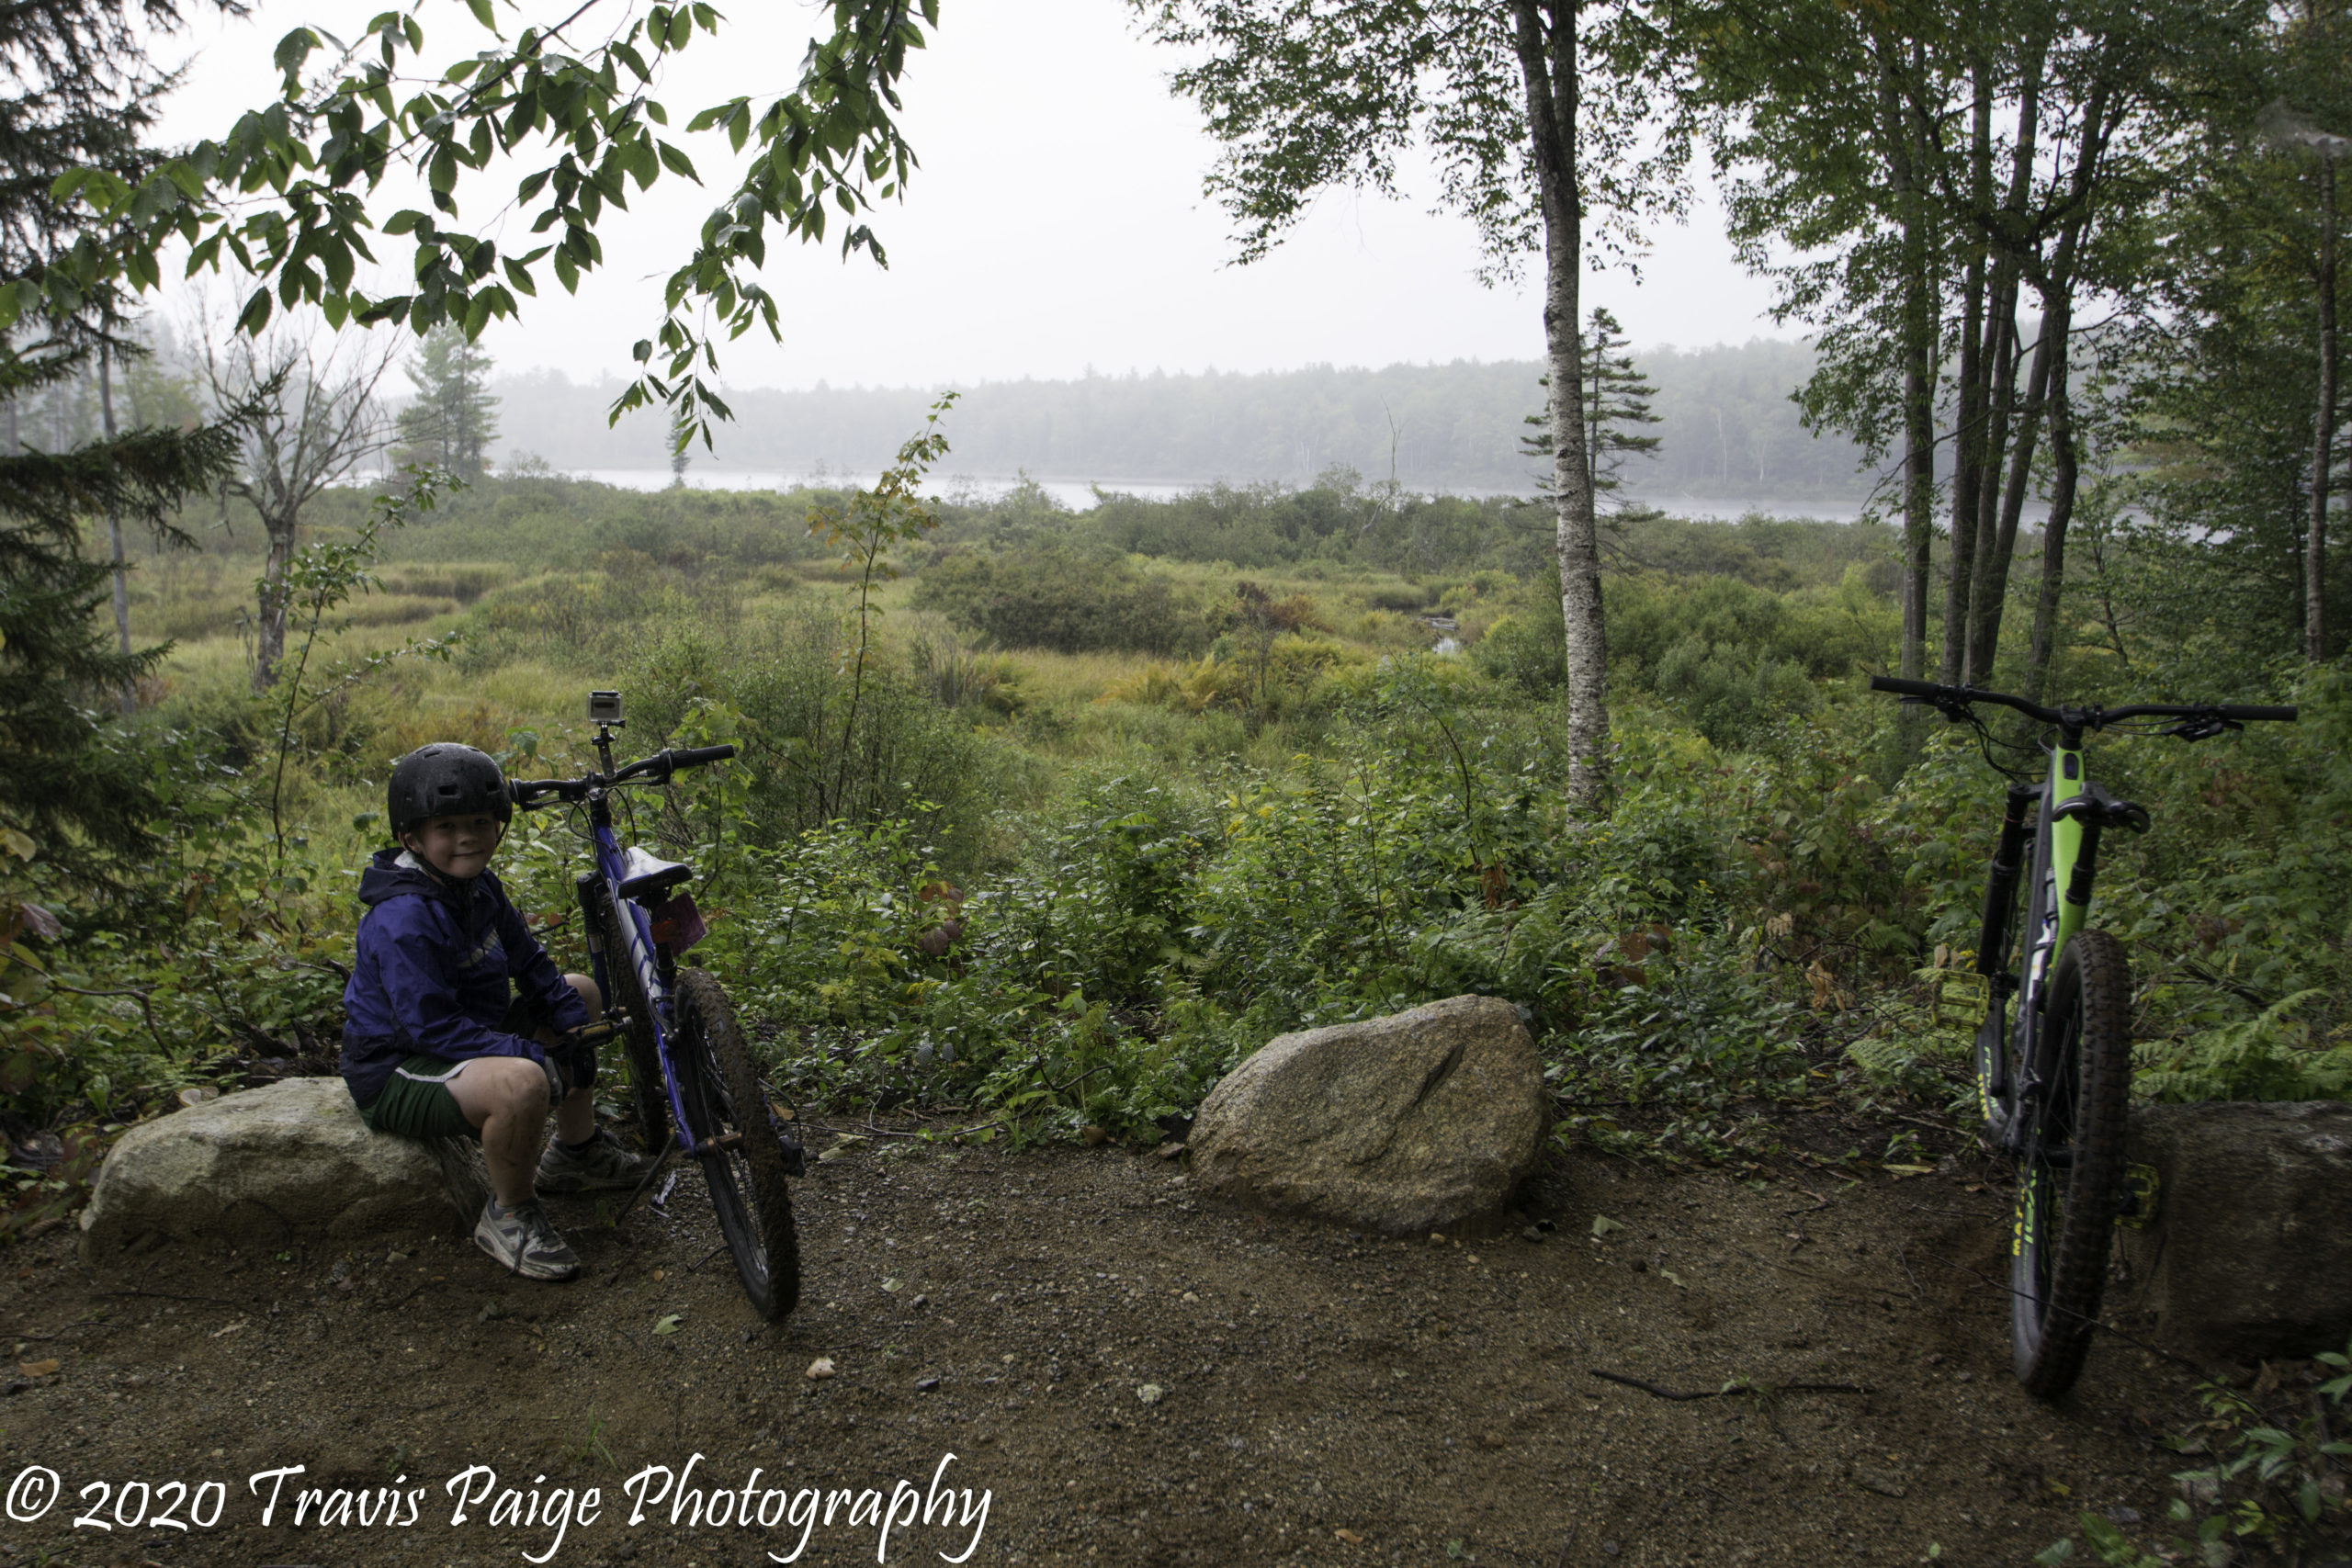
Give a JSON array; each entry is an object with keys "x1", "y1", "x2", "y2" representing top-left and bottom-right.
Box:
[
  {"x1": 393, "y1": 326, "x2": 500, "y2": 480},
  {"x1": 1522, "y1": 307, "x2": 1663, "y2": 520},
  {"x1": 2, "y1": 0, "x2": 244, "y2": 865}
]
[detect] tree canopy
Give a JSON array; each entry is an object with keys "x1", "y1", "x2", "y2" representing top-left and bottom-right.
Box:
[{"x1": 21, "y1": 1, "x2": 941, "y2": 450}]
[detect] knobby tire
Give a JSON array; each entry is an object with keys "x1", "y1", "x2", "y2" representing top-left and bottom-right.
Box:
[
  {"x1": 592, "y1": 884, "x2": 670, "y2": 1153},
  {"x1": 672, "y1": 968, "x2": 800, "y2": 1321},
  {"x1": 2011, "y1": 927, "x2": 2132, "y2": 1399}
]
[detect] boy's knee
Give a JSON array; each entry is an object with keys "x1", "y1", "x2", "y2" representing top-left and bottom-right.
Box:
[
  {"x1": 564, "y1": 972, "x2": 602, "y2": 1015},
  {"x1": 458, "y1": 1055, "x2": 549, "y2": 1124}
]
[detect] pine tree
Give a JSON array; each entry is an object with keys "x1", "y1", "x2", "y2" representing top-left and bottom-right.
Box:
[
  {"x1": 1521, "y1": 307, "x2": 1663, "y2": 520},
  {"x1": 393, "y1": 326, "x2": 500, "y2": 479},
  {"x1": 0, "y1": 353, "x2": 242, "y2": 863},
  {"x1": 1, "y1": 0, "x2": 245, "y2": 864}
]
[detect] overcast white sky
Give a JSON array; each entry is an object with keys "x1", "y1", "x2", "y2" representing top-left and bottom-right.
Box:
[{"x1": 153, "y1": 0, "x2": 1789, "y2": 390}]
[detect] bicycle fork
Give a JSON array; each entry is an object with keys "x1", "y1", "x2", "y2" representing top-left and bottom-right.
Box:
[{"x1": 1974, "y1": 784, "x2": 2038, "y2": 1125}]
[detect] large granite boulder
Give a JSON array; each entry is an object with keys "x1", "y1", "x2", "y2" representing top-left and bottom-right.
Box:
[
  {"x1": 79, "y1": 1078, "x2": 483, "y2": 1259},
  {"x1": 1188, "y1": 994, "x2": 1552, "y2": 1235},
  {"x1": 2112, "y1": 1101, "x2": 2352, "y2": 1362}
]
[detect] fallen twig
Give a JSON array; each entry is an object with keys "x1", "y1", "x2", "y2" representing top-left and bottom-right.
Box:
[
  {"x1": 684, "y1": 1243, "x2": 730, "y2": 1275},
  {"x1": 1893, "y1": 1241, "x2": 1921, "y2": 1298},
  {"x1": 96, "y1": 1290, "x2": 251, "y2": 1309},
  {"x1": 1589, "y1": 1369, "x2": 1869, "y2": 1401},
  {"x1": 1782, "y1": 1187, "x2": 1834, "y2": 1215}
]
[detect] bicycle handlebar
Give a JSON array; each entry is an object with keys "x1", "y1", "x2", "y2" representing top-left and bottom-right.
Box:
[
  {"x1": 1867, "y1": 675, "x2": 2296, "y2": 729},
  {"x1": 509, "y1": 744, "x2": 737, "y2": 808}
]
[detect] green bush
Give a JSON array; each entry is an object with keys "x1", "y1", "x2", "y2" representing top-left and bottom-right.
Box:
[{"x1": 913, "y1": 543, "x2": 1202, "y2": 656}]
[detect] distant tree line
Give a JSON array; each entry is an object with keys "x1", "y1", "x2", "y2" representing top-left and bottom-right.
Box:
[{"x1": 481, "y1": 346, "x2": 1876, "y2": 499}]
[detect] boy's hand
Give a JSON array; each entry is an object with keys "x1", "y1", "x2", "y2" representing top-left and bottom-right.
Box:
[
  {"x1": 549, "y1": 1031, "x2": 600, "y2": 1095},
  {"x1": 538, "y1": 1054, "x2": 568, "y2": 1109}
]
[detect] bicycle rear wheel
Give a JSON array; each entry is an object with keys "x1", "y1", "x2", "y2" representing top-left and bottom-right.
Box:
[
  {"x1": 2011, "y1": 926, "x2": 2132, "y2": 1398},
  {"x1": 671, "y1": 968, "x2": 800, "y2": 1320},
  {"x1": 591, "y1": 883, "x2": 670, "y2": 1153}
]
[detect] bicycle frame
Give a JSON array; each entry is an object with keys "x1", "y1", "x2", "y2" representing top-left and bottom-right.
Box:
[
  {"x1": 1983, "y1": 730, "x2": 2106, "y2": 1145},
  {"x1": 1873, "y1": 671, "x2": 2293, "y2": 1396},
  {"x1": 580, "y1": 809, "x2": 697, "y2": 1150},
  {"x1": 555, "y1": 721, "x2": 713, "y2": 1160}
]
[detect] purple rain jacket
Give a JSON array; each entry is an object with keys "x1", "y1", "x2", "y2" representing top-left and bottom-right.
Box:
[{"x1": 338, "y1": 849, "x2": 590, "y2": 1109}]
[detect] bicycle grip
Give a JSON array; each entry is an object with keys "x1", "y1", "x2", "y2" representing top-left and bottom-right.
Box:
[
  {"x1": 1869, "y1": 676, "x2": 1947, "y2": 699},
  {"x1": 667, "y1": 745, "x2": 737, "y2": 767},
  {"x1": 2212, "y1": 705, "x2": 2297, "y2": 722}
]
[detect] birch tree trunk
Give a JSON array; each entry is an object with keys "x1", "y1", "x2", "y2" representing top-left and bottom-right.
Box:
[
  {"x1": 253, "y1": 513, "x2": 293, "y2": 693},
  {"x1": 1943, "y1": 62, "x2": 1995, "y2": 683},
  {"x1": 98, "y1": 355, "x2": 133, "y2": 712},
  {"x1": 2018, "y1": 77, "x2": 2109, "y2": 705},
  {"x1": 1969, "y1": 328, "x2": 2053, "y2": 682},
  {"x1": 2021, "y1": 288, "x2": 2078, "y2": 705},
  {"x1": 1511, "y1": 0, "x2": 1609, "y2": 810},
  {"x1": 2309, "y1": 157, "x2": 2339, "y2": 663},
  {"x1": 1961, "y1": 40, "x2": 2045, "y2": 685},
  {"x1": 1882, "y1": 59, "x2": 1935, "y2": 689}
]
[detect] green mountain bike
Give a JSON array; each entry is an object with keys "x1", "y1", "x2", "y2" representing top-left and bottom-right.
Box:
[{"x1": 1870, "y1": 676, "x2": 2296, "y2": 1397}]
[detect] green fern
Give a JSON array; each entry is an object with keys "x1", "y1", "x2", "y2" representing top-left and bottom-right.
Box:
[{"x1": 2134, "y1": 988, "x2": 2352, "y2": 1103}]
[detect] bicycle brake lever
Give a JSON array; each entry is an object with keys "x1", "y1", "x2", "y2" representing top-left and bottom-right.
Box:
[{"x1": 2162, "y1": 716, "x2": 2238, "y2": 742}]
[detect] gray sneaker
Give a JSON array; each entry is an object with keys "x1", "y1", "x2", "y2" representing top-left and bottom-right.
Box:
[
  {"x1": 473, "y1": 1198, "x2": 581, "y2": 1281},
  {"x1": 536, "y1": 1127, "x2": 656, "y2": 1194}
]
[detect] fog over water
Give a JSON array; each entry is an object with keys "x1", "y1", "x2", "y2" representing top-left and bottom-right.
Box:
[{"x1": 549, "y1": 467, "x2": 2040, "y2": 527}]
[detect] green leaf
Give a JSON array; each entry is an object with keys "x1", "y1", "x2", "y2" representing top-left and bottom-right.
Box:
[
  {"x1": 464, "y1": 0, "x2": 495, "y2": 28},
  {"x1": 651, "y1": 1313, "x2": 682, "y2": 1335},
  {"x1": 273, "y1": 27, "x2": 319, "y2": 75},
  {"x1": 234, "y1": 285, "x2": 274, "y2": 335}
]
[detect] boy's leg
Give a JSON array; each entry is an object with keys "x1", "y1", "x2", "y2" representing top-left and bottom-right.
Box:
[
  {"x1": 532, "y1": 971, "x2": 658, "y2": 1193},
  {"x1": 445, "y1": 1055, "x2": 553, "y2": 1209},
  {"x1": 537, "y1": 973, "x2": 603, "y2": 1146},
  {"x1": 443, "y1": 1057, "x2": 581, "y2": 1282}
]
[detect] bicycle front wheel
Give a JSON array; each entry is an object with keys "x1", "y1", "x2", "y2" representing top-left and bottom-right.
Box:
[
  {"x1": 672, "y1": 968, "x2": 800, "y2": 1321},
  {"x1": 2010, "y1": 926, "x2": 2132, "y2": 1399}
]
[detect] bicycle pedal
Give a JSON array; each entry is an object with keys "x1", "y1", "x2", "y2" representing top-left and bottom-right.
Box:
[
  {"x1": 777, "y1": 1131, "x2": 808, "y2": 1179},
  {"x1": 1932, "y1": 969, "x2": 1991, "y2": 1031},
  {"x1": 2116, "y1": 1162, "x2": 2159, "y2": 1228}
]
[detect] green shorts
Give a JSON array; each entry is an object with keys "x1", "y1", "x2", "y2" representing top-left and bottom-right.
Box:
[
  {"x1": 359, "y1": 1055, "x2": 481, "y2": 1142},
  {"x1": 357, "y1": 996, "x2": 548, "y2": 1143}
]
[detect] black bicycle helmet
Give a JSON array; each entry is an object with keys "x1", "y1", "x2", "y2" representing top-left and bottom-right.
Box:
[{"x1": 386, "y1": 744, "x2": 513, "y2": 839}]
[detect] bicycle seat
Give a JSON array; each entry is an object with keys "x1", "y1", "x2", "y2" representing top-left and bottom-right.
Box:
[{"x1": 616, "y1": 847, "x2": 694, "y2": 903}]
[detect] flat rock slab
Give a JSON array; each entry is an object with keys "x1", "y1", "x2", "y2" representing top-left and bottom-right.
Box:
[
  {"x1": 1188, "y1": 994, "x2": 1552, "y2": 1235},
  {"x1": 79, "y1": 1077, "x2": 479, "y2": 1259},
  {"x1": 2114, "y1": 1100, "x2": 2352, "y2": 1362}
]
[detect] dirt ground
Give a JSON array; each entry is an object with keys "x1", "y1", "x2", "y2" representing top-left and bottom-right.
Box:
[{"x1": 0, "y1": 1111, "x2": 2262, "y2": 1568}]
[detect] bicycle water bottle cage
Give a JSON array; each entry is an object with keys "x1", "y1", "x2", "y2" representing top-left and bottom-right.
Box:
[
  {"x1": 616, "y1": 846, "x2": 695, "y2": 904},
  {"x1": 2052, "y1": 784, "x2": 2151, "y2": 835}
]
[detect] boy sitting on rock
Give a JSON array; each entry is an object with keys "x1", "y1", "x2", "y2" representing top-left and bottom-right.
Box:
[{"x1": 339, "y1": 743, "x2": 651, "y2": 1280}]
